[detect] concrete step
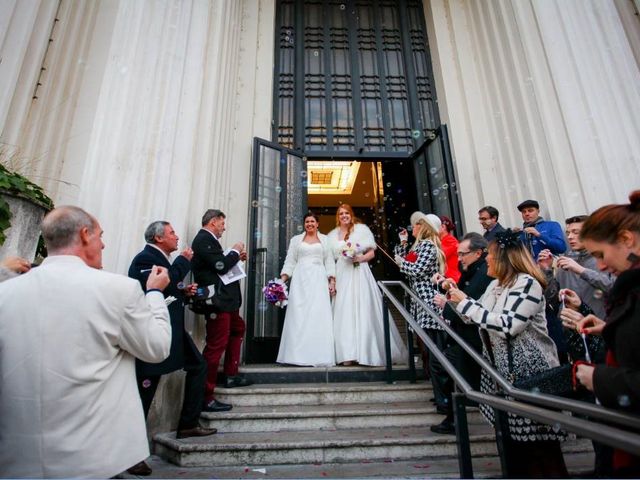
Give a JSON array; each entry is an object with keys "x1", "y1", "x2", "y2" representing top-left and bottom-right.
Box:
[
  {"x1": 237, "y1": 363, "x2": 418, "y2": 384},
  {"x1": 154, "y1": 425, "x2": 497, "y2": 467},
  {"x1": 123, "y1": 451, "x2": 596, "y2": 478},
  {"x1": 154, "y1": 424, "x2": 593, "y2": 468},
  {"x1": 200, "y1": 401, "x2": 484, "y2": 432},
  {"x1": 215, "y1": 381, "x2": 431, "y2": 407}
]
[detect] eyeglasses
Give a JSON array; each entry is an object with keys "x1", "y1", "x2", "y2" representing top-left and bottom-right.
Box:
[
  {"x1": 478, "y1": 217, "x2": 491, "y2": 221},
  {"x1": 457, "y1": 251, "x2": 473, "y2": 257}
]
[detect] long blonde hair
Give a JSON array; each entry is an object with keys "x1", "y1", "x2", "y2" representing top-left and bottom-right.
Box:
[{"x1": 412, "y1": 219, "x2": 446, "y2": 274}]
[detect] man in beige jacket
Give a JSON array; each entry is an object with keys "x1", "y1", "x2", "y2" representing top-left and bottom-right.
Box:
[{"x1": 0, "y1": 206, "x2": 172, "y2": 478}]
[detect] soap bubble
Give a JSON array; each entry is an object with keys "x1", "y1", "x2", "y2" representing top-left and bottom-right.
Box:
[
  {"x1": 296, "y1": 225, "x2": 303, "y2": 232},
  {"x1": 430, "y1": 167, "x2": 437, "y2": 174},
  {"x1": 432, "y1": 189, "x2": 440, "y2": 196},
  {"x1": 442, "y1": 183, "x2": 449, "y2": 189},
  {"x1": 340, "y1": 4, "x2": 346, "y2": 9},
  {"x1": 273, "y1": 220, "x2": 280, "y2": 228},
  {"x1": 313, "y1": 50, "x2": 319, "y2": 57},
  {"x1": 301, "y1": 171, "x2": 308, "y2": 178},
  {"x1": 618, "y1": 395, "x2": 631, "y2": 407},
  {"x1": 411, "y1": 130, "x2": 421, "y2": 139},
  {"x1": 593, "y1": 289, "x2": 603, "y2": 299},
  {"x1": 215, "y1": 261, "x2": 225, "y2": 271},
  {"x1": 386, "y1": 182, "x2": 391, "y2": 187},
  {"x1": 275, "y1": 186, "x2": 282, "y2": 193},
  {"x1": 251, "y1": 200, "x2": 259, "y2": 207}
]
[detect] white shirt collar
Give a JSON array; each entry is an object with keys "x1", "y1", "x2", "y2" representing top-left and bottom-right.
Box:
[{"x1": 147, "y1": 243, "x2": 171, "y2": 262}]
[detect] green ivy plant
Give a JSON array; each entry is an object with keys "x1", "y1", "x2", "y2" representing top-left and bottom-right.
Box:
[{"x1": 0, "y1": 163, "x2": 54, "y2": 246}]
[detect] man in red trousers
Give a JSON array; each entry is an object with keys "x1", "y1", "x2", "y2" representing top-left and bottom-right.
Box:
[{"x1": 191, "y1": 209, "x2": 252, "y2": 412}]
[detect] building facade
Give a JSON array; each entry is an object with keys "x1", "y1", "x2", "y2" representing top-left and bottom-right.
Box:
[{"x1": 2, "y1": 0, "x2": 640, "y2": 429}]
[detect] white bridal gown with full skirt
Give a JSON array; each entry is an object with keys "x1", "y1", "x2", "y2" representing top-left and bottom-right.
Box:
[
  {"x1": 276, "y1": 242, "x2": 335, "y2": 367},
  {"x1": 329, "y1": 225, "x2": 408, "y2": 365}
]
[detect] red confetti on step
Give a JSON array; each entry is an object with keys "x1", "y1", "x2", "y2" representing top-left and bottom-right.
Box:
[
  {"x1": 384, "y1": 459, "x2": 393, "y2": 463},
  {"x1": 321, "y1": 472, "x2": 327, "y2": 476},
  {"x1": 413, "y1": 464, "x2": 431, "y2": 469},
  {"x1": 244, "y1": 468, "x2": 250, "y2": 472}
]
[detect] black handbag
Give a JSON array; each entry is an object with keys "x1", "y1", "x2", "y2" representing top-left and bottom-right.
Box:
[
  {"x1": 481, "y1": 330, "x2": 583, "y2": 399},
  {"x1": 512, "y1": 363, "x2": 574, "y2": 397}
]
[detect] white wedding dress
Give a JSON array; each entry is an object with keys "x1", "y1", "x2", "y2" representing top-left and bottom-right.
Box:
[
  {"x1": 276, "y1": 242, "x2": 335, "y2": 367},
  {"x1": 329, "y1": 224, "x2": 408, "y2": 366}
]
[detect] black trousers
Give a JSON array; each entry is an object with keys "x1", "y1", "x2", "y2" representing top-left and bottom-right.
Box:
[
  {"x1": 425, "y1": 328, "x2": 450, "y2": 409},
  {"x1": 432, "y1": 332, "x2": 482, "y2": 419},
  {"x1": 136, "y1": 347, "x2": 207, "y2": 430}
]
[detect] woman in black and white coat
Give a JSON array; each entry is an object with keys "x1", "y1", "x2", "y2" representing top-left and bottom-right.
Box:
[
  {"x1": 394, "y1": 211, "x2": 447, "y2": 407},
  {"x1": 448, "y1": 229, "x2": 567, "y2": 478}
]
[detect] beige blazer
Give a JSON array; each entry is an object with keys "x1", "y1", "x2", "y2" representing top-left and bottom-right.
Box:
[{"x1": 0, "y1": 255, "x2": 171, "y2": 478}]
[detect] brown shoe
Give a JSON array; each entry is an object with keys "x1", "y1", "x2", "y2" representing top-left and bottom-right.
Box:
[
  {"x1": 127, "y1": 460, "x2": 152, "y2": 476},
  {"x1": 176, "y1": 425, "x2": 217, "y2": 439}
]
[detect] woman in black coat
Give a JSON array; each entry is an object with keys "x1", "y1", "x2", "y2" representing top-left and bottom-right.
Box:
[{"x1": 575, "y1": 189, "x2": 640, "y2": 478}]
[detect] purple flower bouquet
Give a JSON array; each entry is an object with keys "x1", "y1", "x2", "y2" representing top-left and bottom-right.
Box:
[{"x1": 262, "y1": 278, "x2": 289, "y2": 308}]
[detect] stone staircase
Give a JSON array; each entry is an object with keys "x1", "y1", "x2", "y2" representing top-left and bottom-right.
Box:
[{"x1": 152, "y1": 370, "x2": 595, "y2": 476}]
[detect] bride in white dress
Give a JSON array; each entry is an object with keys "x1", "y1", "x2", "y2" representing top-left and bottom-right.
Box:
[
  {"x1": 276, "y1": 212, "x2": 336, "y2": 367},
  {"x1": 328, "y1": 204, "x2": 408, "y2": 366}
]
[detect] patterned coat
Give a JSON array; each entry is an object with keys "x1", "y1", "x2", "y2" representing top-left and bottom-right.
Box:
[
  {"x1": 456, "y1": 273, "x2": 564, "y2": 441},
  {"x1": 394, "y1": 240, "x2": 443, "y2": 330}
]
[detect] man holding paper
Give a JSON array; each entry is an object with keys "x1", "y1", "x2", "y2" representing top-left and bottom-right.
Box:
[{"x1": 192, "y1": 209, "x2": 252, "y2": 413}]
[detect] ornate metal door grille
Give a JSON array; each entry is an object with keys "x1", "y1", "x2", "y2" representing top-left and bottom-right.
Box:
[{"x1": 274, "y1": 0, "x2": 439, "y2": 155}]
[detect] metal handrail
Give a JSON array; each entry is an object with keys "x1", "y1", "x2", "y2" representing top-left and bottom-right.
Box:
[{"x1": 377, "y1": 280, "x2": 640, "y2": 466}]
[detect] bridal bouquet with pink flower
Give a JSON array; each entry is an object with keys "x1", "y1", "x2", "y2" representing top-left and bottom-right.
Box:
[
  {"x1": 341, "y1": 241, "x2": 361, "y2": 267},
  {"x1": 262, "y1": 278, "x2": 289, "y2": 308}
]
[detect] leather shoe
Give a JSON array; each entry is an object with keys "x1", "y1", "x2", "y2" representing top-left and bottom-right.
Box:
[
  {"x1": 224, "y1": 375, "x2": 253, "y2": 388},
  {"x1": 127, "y1": 460, "x2": 152, "y2": 476},
  {"x1": 430, "y1": 418, "x2": 455, "y2": 435},
  {"x1": 203, "y1": 399, "x2": 233, "y2": 412},
  {"x1": 176, "y1": 425, "x2": 217, "y2": 439}
]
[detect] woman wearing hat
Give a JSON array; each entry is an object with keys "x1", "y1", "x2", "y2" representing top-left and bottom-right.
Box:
[
  {"x1": 394, "y1": 212, "x2": 447, "y2": 408},
  {"x1": 448, "y1": 229, "x2": 567, "y2": 478}
]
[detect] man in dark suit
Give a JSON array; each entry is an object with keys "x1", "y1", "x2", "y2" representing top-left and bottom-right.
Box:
[
  {"x1": 128, "y1": 221, "x2": 215, "y2": 475},
  {"x1": 191, "y1": 209, "x2": 252, "y2": 413},
  {"x1": 430, "y1": 232, "x2": 493, "y2": 434}
]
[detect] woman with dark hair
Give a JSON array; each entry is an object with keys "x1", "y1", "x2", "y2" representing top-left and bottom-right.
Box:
[
  {"x1": 448, "y1": 229, "x2": 567, "y2": 478},
  {"x1": 276, "y1": 211, "x2": 336, "y2": 366},
  {"x1": 438, "y1": 215, "x2": 461, "y2": 283},
  {"x1": 573, "y1": 190, "x2": 640, "y2": 477},
  {"x1": 328, "y1": 204, "x2": 406, "y2": 366}
]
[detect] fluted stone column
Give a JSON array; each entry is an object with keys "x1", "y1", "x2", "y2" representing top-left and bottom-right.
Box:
[{"x1": 425, "y1": 0, "x2": 640, "y2": 231}]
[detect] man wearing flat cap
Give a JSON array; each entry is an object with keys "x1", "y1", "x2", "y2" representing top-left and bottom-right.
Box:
[{"x1": 516, "y1": 199, "x2": 566, "y2": 259}]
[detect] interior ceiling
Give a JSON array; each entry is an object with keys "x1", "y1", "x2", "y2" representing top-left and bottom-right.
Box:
[
  {"x1": 307, "y1": 161, "x2": 360, "y2": 195},
  {"x1": 308, "y1": 161, "x2": 380, "y2": 208}
]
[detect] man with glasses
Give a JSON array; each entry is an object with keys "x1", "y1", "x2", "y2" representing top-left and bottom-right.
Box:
[
  {"x1": 478, "y1": 206, "x2": 505, "y2": 242},
  {"x1": 430, "y1": 233, "x2": 493, "y2": 434}
]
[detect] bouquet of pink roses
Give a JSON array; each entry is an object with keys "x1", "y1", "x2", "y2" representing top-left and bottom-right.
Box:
[
  {"x1": 341, "y1": 241, "x2": 361, "y2": 267},
  {"x1": 262, "y1": 278, "x2": 289, "y2": 308}
]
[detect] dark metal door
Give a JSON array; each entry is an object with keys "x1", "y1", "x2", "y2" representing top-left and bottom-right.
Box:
[
  {"x1": 245, "y1": 138, "x2": 307, "y2": 363},
  {"x1": 408, "y1": 125, "x2": 463, "y2": 230}
]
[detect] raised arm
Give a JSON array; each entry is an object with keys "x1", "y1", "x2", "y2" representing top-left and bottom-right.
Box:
[{"x1": 455, "y1": 275, "x2": 544, "y2": 338}]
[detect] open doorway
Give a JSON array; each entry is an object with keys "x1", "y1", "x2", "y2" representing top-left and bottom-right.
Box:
[{"x1": 307, "y1": 159, "x2": 419, "y2": 282}]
